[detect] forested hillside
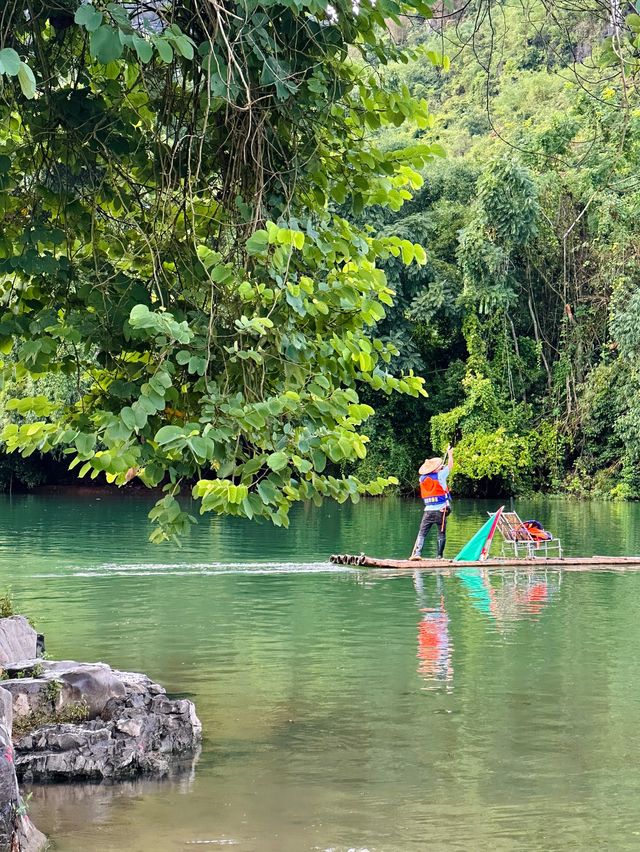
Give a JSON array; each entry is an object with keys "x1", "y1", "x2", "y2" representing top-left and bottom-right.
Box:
[
  {"x1": 351, "y1": 0, "x2": 640, "y2": 499},
  {"x1": 1, "y1": 0, "x2": 639, "y2": 523}
]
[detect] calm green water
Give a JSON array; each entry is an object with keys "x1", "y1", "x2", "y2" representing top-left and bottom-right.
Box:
[{"x1": 2, "y1": 492, "x2": 640, "y2": 851}]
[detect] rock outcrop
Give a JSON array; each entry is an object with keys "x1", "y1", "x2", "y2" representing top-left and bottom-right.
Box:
[
  {"x1": 3, "y1": 660, "x2": 126, "y2": 719},
  {"x1": 0, "y1": 686, "x2": 46, "y2": 852},
  {"x1": 13, "y1": 667, "x2": 202, "y2": 782},
  {"x1": 0, "y1": 614, "x2": 202, "y2": 850}
]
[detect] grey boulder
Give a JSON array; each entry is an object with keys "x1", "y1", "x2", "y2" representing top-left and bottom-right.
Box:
[
  {"x1": 0, "y1": 618, "x2": 38, "y2": 667},
  {"x1": 15, "y1": 667, "x2": 201, "y2": 782},
  {"x1": 3, "y1": 660, "x2": 126, "y2": 720}
]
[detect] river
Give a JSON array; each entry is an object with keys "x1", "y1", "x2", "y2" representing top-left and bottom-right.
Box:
[{"x1": 1, "y1": 492, "x2": 640, "y2": 851}]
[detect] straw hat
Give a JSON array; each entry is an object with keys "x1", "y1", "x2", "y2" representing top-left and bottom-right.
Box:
[{"x1": 419, "y1": 457, "x2": 443, "y2": 476}]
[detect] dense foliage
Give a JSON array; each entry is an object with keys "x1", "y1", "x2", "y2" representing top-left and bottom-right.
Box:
[
  {"x1": 0, "y1": 0, "x2": 446, "y2": 538},
  {"x1": 2, "y1": 0, "x2": 640, "y2": 527},
  {"x1": 347, "y1": 0, "x2": 640, "y2": 500}
]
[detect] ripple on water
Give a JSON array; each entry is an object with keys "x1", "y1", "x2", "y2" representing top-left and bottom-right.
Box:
[{"x1": 32, "y1": 561, "x2": 360, "y2": 578}]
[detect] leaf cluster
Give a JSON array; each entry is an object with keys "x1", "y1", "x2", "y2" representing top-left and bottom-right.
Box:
[{"x1": 0, "y1": 0, "x2": 445, "y2": 537}]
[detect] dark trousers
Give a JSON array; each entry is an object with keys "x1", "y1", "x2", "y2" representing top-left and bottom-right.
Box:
[{"x1": 413, "y1": 507, "x2": 449, "y2": 558}]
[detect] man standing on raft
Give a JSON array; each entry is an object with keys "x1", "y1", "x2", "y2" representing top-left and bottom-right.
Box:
[{"x1": 410, "y1": 445, "x2": 454, "y2": 561}]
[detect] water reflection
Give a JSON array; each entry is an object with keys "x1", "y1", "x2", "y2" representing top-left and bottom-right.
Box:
[
  {"x1": 457, "y1": 568, "x2": 560, "y2": 624},
  {"x1": 22, "y1": 751, "x2": 200, "y2": 845},
  {"x1": 413, "y1": 572, "x2": 453, "y2": 690},
  {"x1": 410, "y1": 567, "x2": 562, "y2": 690}
]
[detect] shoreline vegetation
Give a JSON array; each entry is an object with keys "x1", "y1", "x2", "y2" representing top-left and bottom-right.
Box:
[
  {"x1": 1, "y1": 0, "x2": 638, "y2": 545},
  {"x1": 343, "y1": 6, "x2": 640, "y2": 504}
]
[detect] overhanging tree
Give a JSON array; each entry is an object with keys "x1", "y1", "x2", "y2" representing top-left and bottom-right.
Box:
[{"x1": 0, "y1": 0, "x2": 446, "y2": 539}]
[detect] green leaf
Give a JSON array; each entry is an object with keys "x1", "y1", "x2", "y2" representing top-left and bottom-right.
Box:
[
  {"x1": 400, "y1": 240, "x2": 414, "y2": 264},
  {"x1": 131, "y1": 401, "x2": 148, "y2": 429},
  {"x1": 155, "y1": 425, "x2": 184, "y2": 445},
  {"x1": 140, "y1": 388, "x2": 164, "y2": 413},
  {"x1": 414, "y1": 244, "x2": 427, "y2": 264},
  {"x1": 627, "y1": 13, "x2": 640, "y2": 32},
  {"x1": 314, "y1": 374, "x2": 330, "y2": 390},
  {"x1": 217, "y1": 459, "x2": 235, "y2": 478},
  {"x1": 187, "y1": 436, "x2": 213, "y2": 459},
  {"x1": 246, "y1": 230, "x2": 269, "y2": 255},
  {"x1": 75, "y1": 432, "x2": 96, "y2": 456},
  {"x1": 241, "y1": 456, "x2": 266, "y2": 477},
  {"x1": 74, "y1": 3, "x2": 103, "y2": 31},
  {"x1": 311, "y1": 449, "x2": 326, "y2": 472},
  {"x1": 106, "y1": 2, "x2": 133, "y2": 32},
  {"x1": 17, "y1": 62, "x2": 36, "y2": 99},
  {"x1": 267, "y1": 451, "x2": 288, "y2": 472},
  {"x1": 174, "y1": 35, "x2": 195, "y2": 60},
  {"x1": 153, "y1": 370, "x2": 173, "y2": 390},
  {"x1": 105, "y1": 418, "x2": 131, "y2": 443},
  {"x1": 121, "y1": 406, "x2": 137, "y2": 431},
  {"x1": 90, "y1": 26, "x2": 124, "y2": 64},
  {"x1": 153, "y1": 37, "x2": 174, "y2": 63},
  {"x1": 266, "y1": 398, "x2": 284, "y2": 416},
  {"x1": 6, "y1": 396, "x2": 56, "y2": 416},
  {"x1": 134, "y1": 395, "x2": 155, "y2": 417},
  {"x1": 0, "y1": 48, "x2": 21, "y2": 76},
  {"x1": 188, "y1": 356, "x2": 207, "y2": 375},
  {"x1": 257, "y1": 479, "x2": 277, "y2": 504},
  {"x1": 241, "y1": 495, "x2": 254, "y2": 519},
  {"x1": 294, "y1": 457, "x2": 312, "y2": 474},
  {"x1": 196, "y1": 245, "x2": 219, "y2": 267},
  {"x1": 129, "y1": 304, "x2": 155, "y2": 328},
  {"x1": 132, "y1": 35, "x2": 153, "y2": 63},
  {"x1": 238, "y1": 281, "x2": 253, "y2": 300}
]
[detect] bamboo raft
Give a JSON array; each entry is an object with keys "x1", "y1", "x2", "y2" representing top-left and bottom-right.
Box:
[{"x1": 329, "y1": 554, "x2": 640, "y2": 572}]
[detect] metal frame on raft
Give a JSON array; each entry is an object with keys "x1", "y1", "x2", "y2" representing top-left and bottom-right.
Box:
[
  {"x1": 492, "y1": 510, "x2": 563, "y2": 561},
  {"x1": 502, "y1": 538, "x2": 563, "y2": 560}
]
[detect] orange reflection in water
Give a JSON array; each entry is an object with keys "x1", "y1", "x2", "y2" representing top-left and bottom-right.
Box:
[
  {"x1": 488, "y1": 575, "x2": 554, "y2": 622},
  {"x1": 412, "y1": 570, "x2": 559, "y2": 690},
  {"x1": 417, "y1": 598, "x2": 453, "y2": 686},
  {"x1": 414, "y1": 573, "x2": 453, "y2": 689},
  {"x1": 456, "y1": 567, "x2": 557, "y2": 624}
]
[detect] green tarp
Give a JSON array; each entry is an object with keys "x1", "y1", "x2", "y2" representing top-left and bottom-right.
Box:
[{"x1": 454, "y1": 507, "x2": 504, "y2": 562}]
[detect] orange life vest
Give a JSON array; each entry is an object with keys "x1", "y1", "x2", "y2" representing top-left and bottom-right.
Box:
[
  {"x1": 520, "y1": 522, "x2": 552, "y2": 542},
  {"x1": 419, "y1": 473, "x2": 449, "y2": 504}
]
